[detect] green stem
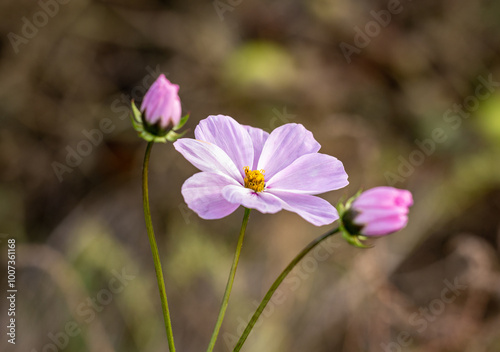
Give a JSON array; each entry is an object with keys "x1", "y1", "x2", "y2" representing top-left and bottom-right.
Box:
[
  {"x1": 232, "y1": 226, "x2": 340, "y2": 352},
  {"x1": 206, "y1": 208, "x2": 251, "y2": 352},
  {"x1": 142, "y1": 141, "x2": 176, "y2": 352}
]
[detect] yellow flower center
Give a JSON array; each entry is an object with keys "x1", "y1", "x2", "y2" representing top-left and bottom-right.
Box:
[{"x1": 243, "y1": 166, "x2": 265, "y2": 192}]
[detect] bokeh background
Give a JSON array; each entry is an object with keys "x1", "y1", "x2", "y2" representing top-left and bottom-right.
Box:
[{"x1": 1, "y1": 0, "x2": 500, "y2": 351}]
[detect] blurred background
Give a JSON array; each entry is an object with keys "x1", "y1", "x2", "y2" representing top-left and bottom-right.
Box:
[{"x1": 1, "y1": 0, "x2": 500, "y2": 351}]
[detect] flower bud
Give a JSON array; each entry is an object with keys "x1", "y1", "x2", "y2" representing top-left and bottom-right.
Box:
[
  {"x1": 141, "y1": 74, "x2": 182, "y2": 131},
  {"x1": 130, "y1": 75, "x2": 189, "y2": 143},
  {"x1": 343, "y1": 187, "x2": 413, "y2": 237}
]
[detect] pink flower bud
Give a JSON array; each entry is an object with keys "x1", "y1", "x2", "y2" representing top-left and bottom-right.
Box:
[
  {"x1": 141, "y1": 74, "x2": 182, "y2": 130},
  {"x1": 347, "y1": 187, "x2": 413, "y2": 236}
]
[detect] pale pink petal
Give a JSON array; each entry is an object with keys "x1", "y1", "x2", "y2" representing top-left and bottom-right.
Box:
[
  {"x1": 144, "y1": 93, "x2": 165, "y2": 125},
  {"x1": 141, "y1": 75, "x2": 180, "y2": 127},
  {"x1": 173, "y1": 139, "x2": 242, "y2": 182},
  {"x1": 353, "y1": 187, "x2": 413, "y2": 209},
  {"x1": 181, "y1": 172, "x2": 240, "y2": 219},
  {"x1": 222, "y1": 185, "x2": 283, "y2": 214},
  {"x1": 195, "y1": 115, "x2": 254, "y2": 178},
  {"x1": 360, "y1": 214, "x2": 409, "y2": 236},
  {"x1": 244, "y1": 125, "x2": 269, "y2": 170},
  {"x1": 354, "y1": 207, "x2": 409, "y2": 224},
  {"x1": 162, "y1": 97, "x2": 181, "y2": 128},
  {"x1": 266, "y1": 153, "x2": 348, "y2": 195},
  {"x1": 257, "y1": 123, "x2": 321, "y2": 179},
  {"x1": 269, "y1": 190, "x2": 339, "y2": 226}
]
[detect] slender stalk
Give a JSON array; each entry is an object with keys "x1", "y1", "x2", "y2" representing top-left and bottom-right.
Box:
[
  {"x1": 142, "y1": 141, "x2": 176, "y2": 352},
  {"x1": 206, "y1": 208, "x2": 251, "y2": 352},
  {"x1": 232, "y1": 226, "x2": 340, "y2": 352}
]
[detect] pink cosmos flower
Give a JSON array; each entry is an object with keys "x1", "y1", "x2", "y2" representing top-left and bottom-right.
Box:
[
  {"x1": 173, "y1": 115, "x2": 349, "y2": 226},
  {"x1": 141, "y1": 74, "x2": 182, "y2": 129},
  {"x1": 349, "y1": 187, "x2": 413, "y2": 236}
]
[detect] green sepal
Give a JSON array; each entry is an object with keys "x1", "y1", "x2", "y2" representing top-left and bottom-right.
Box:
[
  {"x1": 337, "y1": 189, "x2": 371, "y2": 248},
  {"x1": 173, "y1": 113, "x2": 190, "y2": 131},
  {"x1": 130, "y1": 100, "x2": 143, "y2": 132},
  {"x1": 138, "y1": 131, "x2": 174, "y2": 143},
  {"x1": 165, "y1": 130, "x2": 187, "y2": 142},
  {"x1": 347, "y1": 189, "x2": 362, "y2": 207},
  {"x1": 341, "y1": 231, "x2": 372, "y2": 248},
  {"x1": 129, "y1": 100, "x2": 187, "y2": 143}
]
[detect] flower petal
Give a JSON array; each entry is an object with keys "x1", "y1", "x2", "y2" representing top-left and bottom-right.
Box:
[
  {"x1": 181, "y1": 172, "x2": 240, "y2": 219},
  {"x1": 141, "y1": 75, "x2": 180, "y2": 127},
  {"x1": 222, "y1": 185, "x2": 283, "y2": 214},
  {"x1": 360, "y1": 214, "x2": 409, "y2": 236},
  {"x1": 269, "y1": 190, "x2": 339, "y2": 226},
  {"x1": 195, "y1": 115, "x2": 254, "y2": 178},
  {"x1": 257, "y1": 123, "x2": 321, "y2": 179},
  {"x1": 161, "y1": 96, "x2": 181, "y2": 128},
  {"x1": 144, "y1": 92, "x2": 164, "y2": 125},
  {"x1": 266, "y1": 153, "x2": 348, "y2": 195},
  {"x1": 354, "y1": 207, "x2": 409, "y2": 225},
  {"x1": 244, "y1": 125, "x2": 269, "y2": 170},
  {"x1": 173, "y1": 138, "x2": 242, "y2": 182},
  {"x1": 353, "y1": 187, "x2": 413, "y2": 210}
]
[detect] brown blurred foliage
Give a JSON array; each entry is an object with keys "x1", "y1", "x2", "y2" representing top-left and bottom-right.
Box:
[{"x1": 1, "y1": 0, "x2": 500, "y2": 351}]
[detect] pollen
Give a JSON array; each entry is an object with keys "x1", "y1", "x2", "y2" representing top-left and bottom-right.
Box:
[{"x1": 243, "y1": 166, "x2": 265, "y2": 192}]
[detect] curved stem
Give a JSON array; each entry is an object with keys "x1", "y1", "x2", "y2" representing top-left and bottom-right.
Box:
[
  {"x1": 232, "y1": 226, "x2": 340, "y2": 352},
  {"x1": 142, "y1": 141, "x2": 176, "y2": 352},
  {"x1": 206, "y1": 208, "x2": 251, "y2": 352}
]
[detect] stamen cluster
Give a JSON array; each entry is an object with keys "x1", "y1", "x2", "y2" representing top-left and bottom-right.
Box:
[{"x1": 243, "y1": 166, "x2": 265, "y2": 192}]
